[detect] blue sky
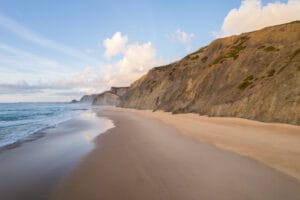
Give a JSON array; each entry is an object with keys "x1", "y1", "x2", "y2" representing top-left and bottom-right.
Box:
[{"x1": 0, "y1": 0, "x2": 298, "y2": 102}]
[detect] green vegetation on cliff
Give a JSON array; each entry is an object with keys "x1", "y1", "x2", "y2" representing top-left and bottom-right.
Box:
[{"x1": 119, "y1": 21, "x2": 300, "y2": 125}]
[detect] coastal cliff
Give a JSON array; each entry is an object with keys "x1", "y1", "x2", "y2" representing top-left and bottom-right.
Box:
[
  {"x1": 119, "y1": 21, "x2": 300, "y2": 125},
  {"x1": 78, "y1": 87, "x2": 129, "y2": 105},
  {"x1": 79, "y1": 94, "x2": 97, "y2": 104}
]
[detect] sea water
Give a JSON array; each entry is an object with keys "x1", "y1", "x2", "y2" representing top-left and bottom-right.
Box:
[{"x1": 0, "y1": 102, "x2": 89, "y2": 148}]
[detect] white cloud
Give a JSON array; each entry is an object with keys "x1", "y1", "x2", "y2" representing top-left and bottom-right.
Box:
[
  {"x1": 51, "y1": 67, "x2": 97, "y2": 89},
  {"x1": 172, "y1": 29, "x2": 195, "y2": 44},
  {"x1": 0, "y1": 81, "x2": 43, "y2": 94},
  {"x1": 221, "y1": 0, "x2": 300, "y2": 36},
  {"x1": 0, "y1": 31, "x2": 161, "y2": 99},
  {"x1": 109, "y1": 42, "x2": 159, "y2": 85},
  {"x1": 0, "y1": 14, "x2": 105, "y2": 100},
  {"x1": 100, "y1": 32, "x2": 163, "y2": 87},
  {"x1": 0, "y1": 44, "x2": 161, "y2": 94},
  {"x1": 0, "y1": 67, "x2": 101, "y2": 94},
  {"x1": 103, "y1": 32, "x2": 128, "y2": 59}
]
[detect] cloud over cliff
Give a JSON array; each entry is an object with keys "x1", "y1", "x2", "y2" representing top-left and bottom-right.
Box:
[
  {"x1": 221, "y1": 0, "x2": 300, "y2": 36},
  {"x1": 101, "y1": 32, "x2": 162, "y2": 86}
]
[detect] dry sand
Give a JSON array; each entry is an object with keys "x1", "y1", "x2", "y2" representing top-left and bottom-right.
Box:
[
  {"x1": 126, "y1": 108, "x2": 300, "y2": 182},
  {"x1": 52, "y1": 107, "x2": 300, "y2": 200}
]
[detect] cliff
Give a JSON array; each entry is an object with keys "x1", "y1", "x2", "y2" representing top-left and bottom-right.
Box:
[
  {"x1": 110, "y1": 87, "x2": 129, "y2": 97},
  {"x1": 78, "y1": 87, "x2": 129, "y2": 106},
  {"x1": 79, "y1": 94, "x2": 98, "y2": 104},
  {"x1": 120, "y1": 21, "x2": 300, "y2": 125},
  {"x1": 92, "y1": 91, "x2": 119, "y2": 105}
]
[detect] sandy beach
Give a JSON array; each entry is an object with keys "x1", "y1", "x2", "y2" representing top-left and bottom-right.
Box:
[
  {"x1": 52, "y1": 107, "x2": 300, "y2": 200},
  {"x1": 127, "y1": 108, "x2": 300, "y2": 181},
  {"x1": 0, "y1": 111, "x2": 113, "y2": 200},
  {"x1": 1, "y1": 2, "x2": 299, "y2": 200}
]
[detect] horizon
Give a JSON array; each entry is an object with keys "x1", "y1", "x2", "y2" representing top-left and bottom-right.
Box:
[{"x1": 0, "y1": 0, "x2": 299, "y2": 103}]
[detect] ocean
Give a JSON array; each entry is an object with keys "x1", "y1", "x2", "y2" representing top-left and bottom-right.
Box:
[
  {"x1": 0, "y1": 102, "x2": 90, "y2": 148},
  {"x1": 0, "y1": 103, "x2": 115, "y2": 199}
]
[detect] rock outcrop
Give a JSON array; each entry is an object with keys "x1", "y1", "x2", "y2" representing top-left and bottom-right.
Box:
[
  {"x1": 93, "y1": 87, "x2": 129, "y2": 105},
  {"x1": 70, "y1": 99, "x2": 78, "y2": 103},
  {"x1": 77, "y1": 87, "x2": 129, "y2": 106},
  {"x1": 111, "y1": 87, "x2": 129, "y2": 97},
  {"x1": 120, "y1": 21, "x2": 300, "y2": 125},
  {"x1": 92, "y1": 91, "x2": 119, "y2": 105},
  {"x1": 79, "y1": 94, "x2": 98, "y2": 104}
]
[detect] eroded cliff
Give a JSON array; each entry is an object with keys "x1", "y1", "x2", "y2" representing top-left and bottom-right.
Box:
[
  {"x1": 78, "y1": 87, "x2": 129, "y2": 106},
  {"x1": 120, "y1": 21, "x2": 300, "y2": 125}
]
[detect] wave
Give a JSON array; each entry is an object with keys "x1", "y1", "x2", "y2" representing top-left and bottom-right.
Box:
[{"x1": 0, "y1": 103, "x2": 90, "y2": 148}]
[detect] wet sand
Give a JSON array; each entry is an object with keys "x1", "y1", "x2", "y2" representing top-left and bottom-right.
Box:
[
  {"x1": 53, "y1": 107, "x2": 300, "y2": 200},
  {"x1": 0, "y1": 111, "x2": 113, "y2": 200}
]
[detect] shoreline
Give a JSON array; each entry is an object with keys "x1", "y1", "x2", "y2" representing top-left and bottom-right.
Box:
[
  {"x1": 0, "y1": 128, "x2": 50, "y2": 153},
  {"x1": 52, "y1": 107, "x2": 300, "y2": 200},
  {"x1": 0, "y1": 110, "x2": 113, "y2": 200}
]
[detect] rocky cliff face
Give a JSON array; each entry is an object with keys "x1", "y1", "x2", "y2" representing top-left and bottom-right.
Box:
[
  {"x1": 79, "y1": 94, "x2": 97, "y2": 104},
  {"x1": 93, "y1": 87, "x2": 129, "y2": 105},
  {"x1": 78, "y1": 87, "x2": 129, "y2": 106},
  {"x1": 120, "y1": 21, "x2": 300, "y2": 125},
  {"x1": 93, "y1": 91, "x2": 120, "y2": 105},
  {"x1": 111, "y1": 87, "x2": 129, "y2": 97}
]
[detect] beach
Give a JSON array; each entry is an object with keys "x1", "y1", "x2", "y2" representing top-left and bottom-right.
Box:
[
  {"x1": 0, "y1": 110, "x2": 113, "y2": 200},
  {"x1": 127, "y1": 108, "x2": 300, "y2": 181},
  {"x1": 1, "y1": 2, "x2": 299, "y2": 200},
  {"x1": 52, "y1": 107, "x2": 300, "y2": 200}
]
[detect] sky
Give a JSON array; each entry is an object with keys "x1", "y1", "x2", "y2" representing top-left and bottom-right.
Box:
[{"x1": 0, "y1": 0, "x2": 299, "y2": 102}]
